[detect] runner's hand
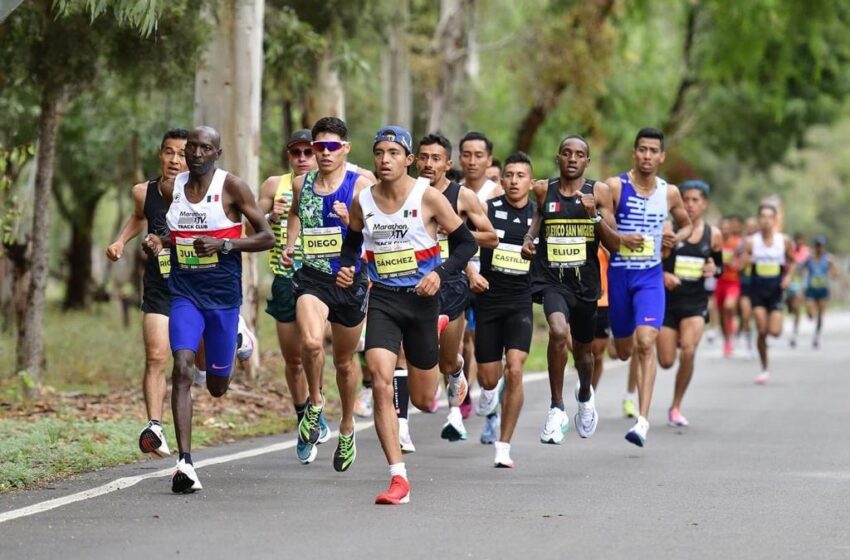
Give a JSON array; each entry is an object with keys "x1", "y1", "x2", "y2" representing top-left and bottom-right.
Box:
[
  {"x1": 415, "y1": 271, "x2": 441, "y2": 297},
  {"x1": 780, "y1": 275, "x2": 791, "y2": 290},
  {"x1": 333, "y1": 201, "x2": 350, "y2": 226},
  {"x1": 271, "y1": 195, "x2": 288, "y2": 222},
  {"x1": 521, "y1": 237, "x2": 536, "y2": 260},
  {"x1": 336, "y1": 265, "x2": 355, "y2": 288},
  {"x1": 663, "y1": 272, "x2": 681, "y2": 290},
  {"x1": 142, "y1": 234, "x2": 162, "y2": 257},
  {"x1": 620, "y1": 233, "x2": 644, "y2": 250},
  {"x1": 280, "y1": 245, "x2": 296, "y2": 268},
  {"x1": 194, "y1": 236, "x2": 222, "y2": 257},
  {"x1": 662, "y1": 230, "x2": 677, "y2": 249},
  {"x1": 106, "y1": 241, "x2": 124, "y2": 261},
  {"x1": 703, "y1": 259, "x2": 717, "y2": 277},
  {"x1": 580, "y1": 193, "x2": 597, "y2": 217},
  {"x1": 468, "y1": 271, "x2": 489, "y2": 294}
]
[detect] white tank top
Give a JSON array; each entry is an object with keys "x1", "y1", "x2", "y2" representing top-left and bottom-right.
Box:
[
  {"x1": 359, "y1": 178, "x2": 441, "y2": 288},
  {"x1": 166, "y1": 169, "x2": 241, "y2": 237},
  {"x1": 751, "y1": 232, "x2": 786, "y2": 283},
  {"x1": 476, "y1": 179, "x2": 498, "y2": 202}
]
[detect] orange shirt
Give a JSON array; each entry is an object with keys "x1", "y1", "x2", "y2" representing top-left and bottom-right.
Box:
[
  {"x1": 719, "y1": 235, "x2": 741, "y2": 283},
  {"x1": 598, "y1": 247, "x2": 609, "y2": 307}
]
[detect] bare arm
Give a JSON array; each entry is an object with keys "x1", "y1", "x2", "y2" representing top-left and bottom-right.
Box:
[
  {"x1": 521, "y1": 180, "x2": 548, "y2": 258},
  {"x1": 459, "y1": 188, "x2": 497, "y2": 249},
  {"x1": 286, "y1": 175, "x2": 304, "y2": 252},
  {"x1": 828, "y1": 255, "x2": 840, "y2": 278},
  {"x1": 667, "y1": 185, "x2": 692, "y2": 247},
  {"x1": 106, "y1": 182, "x2": 147, "y2": 261},
  {"x1": 592, "y1": 181, "x2": 621, "y2": 253},
  {"x1": 781, "y1": 236, "x2": 796, "y2": 289}
]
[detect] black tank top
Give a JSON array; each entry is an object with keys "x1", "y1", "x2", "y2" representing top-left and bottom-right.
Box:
[
  {"x1": 663, "y1": 221, "x2": 712, "y2": 301},
  {"x1": 439, "y1": 181, "x2": 464, "y2": 283},
  {"x1": 531, "y1": 178, "x2": 600, "y2": 302},
  {"x1": 443, "y1": 181, "x2": 461, "y2": 214},
  {"x1": 142, "y1": 178, "x2": 170, "y2": 287},
  {"x1": 480, "y1": 195, "x2": 536, "y2": 297}
]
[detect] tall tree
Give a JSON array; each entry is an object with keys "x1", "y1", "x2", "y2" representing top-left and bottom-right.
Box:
[{"x1": 381, "y1": 0, "x2": 412, "y2": 130}]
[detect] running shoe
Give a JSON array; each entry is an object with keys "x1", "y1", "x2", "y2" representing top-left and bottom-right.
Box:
[
  {"x1": 333, "y1": 431, "x2": 356, "y2": 472},
  {"x1": 317, "y1": 409, "x2": 331, "y2": 444},
  {"x1": 399, "y1": 419, "x2": 416, "y2": 453},
  {"x1": 296, "y1": 439, "x2": 318, "y2": 464},
  {"x1": 460, "y1": 392, "x2": 473, "y2": 419},
  {"x1": 139, "y1": 421, "x2": 170, "y2": 457},
  {"x1": 354, "y1": 387, "x2": 373, "y2": 418},
  {"x1": 475, "y1": 377, "x2": 503, "y2": 417},
  {"x1": 668, "y1": 407, "x2": 689, "y2": 427},
  {"x1": 171, "y1": 459, "x2": 202, "y2": 494},
  {"x1": 441, "y1": 407, "x2": 468, "y2": 441},
  {"x1": 574, "y1": 388, "x2": 599, "y2": 439},
  {"x1": 429, "y1": 382, "x2": 444, "y2": 413},
  {"x1": 235, "y1": 315, "x2": 256, "y2": 362},
  {"x1": 298, "y1": 402, "x2": 323, "y2": 444},
  {"x1": 622, "y1": 398, "x2": 638, "y2": 419},
  {"x1": 494, "y1": 441, "x2": 514, "y2": 468},
  {"x1": 446, "y1": 367, "x2": 468, "y2": 408},
  {"x1": 193, "y1": 367, "x2": 206, "y2": 385},
  {"x1": 723, "y1": 339, "x2": 734, "y2": 358},
  {"x1": 540, "y1": 407, "x2": 569, "y2": 444},
  {"x1": 813, "y1": 337, "x2": 820, "y2": 349},
  {"x1": 625, "y1": 415, "x2": 649, "y2": 447},
  {"x1": 375, "y1": 475, "x2": 410, "y2": 505},
  {"x1": 437, "y1": 314, "x2": 450, "y2": 337},
  {"x1": 754, "y1": 371, "x2": 769, "y2": 385},
  {"x1": 480, "y1": 413, "x2": 499, "y2": 444}
]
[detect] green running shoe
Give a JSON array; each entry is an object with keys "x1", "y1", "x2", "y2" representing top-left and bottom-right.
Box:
[
  {"x1": 622, "y1": 398, "x2": 638, "y2": 419},
  {"x1": 299, "y1": 402, "x2": 322, "y2": 444},
  {"x1": 333, "y1": 431, "x2": 357, "y2": 472}
]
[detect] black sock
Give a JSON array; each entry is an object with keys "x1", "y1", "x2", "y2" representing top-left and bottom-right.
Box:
[
  {"x1": 393, "y1": 371, "x2": 409, "y2": 420},
  {"x1": 150, "y1": 419, "x2": 162, "y2": 426},
  {"x1": 295, "y1": 401, "x2": 308, "y2": 424},
  {"x1": 551, "y1": 399, "x2": 565, "y2": 411},
  {"x1": 362, "y1": 377, "x2": 373, "y2": 389},
  {"x1": 487, "y1": 412, "x2": 498, "y2": 419},
  {"x1": 179, "y1": 452, "x2": 193, "y2": 465}
]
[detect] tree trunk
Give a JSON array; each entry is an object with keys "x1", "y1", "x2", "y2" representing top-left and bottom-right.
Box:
[
  {"x1": 280, "y1": 97, "x2": 294, "y2": 170},
  {"x1": 381, "y1": 0, "x2": 412, "y2": 130},
  {"x1": 18, "y1": 88, "x2": 62, "y2": 396},
  {"x1": 194, "y1": 0, "x2": 264, "y2": 377},
  {"x1": 305, "y1": 46, "x2": 345, "y2": 125},
  {"x1": 63, "y1": 206, "x2": 95, "y2": 310}
]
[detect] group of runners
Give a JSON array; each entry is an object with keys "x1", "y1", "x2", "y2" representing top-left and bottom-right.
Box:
[{"x1": 106, "y1": 119, "x2": 839, "y2": 505}]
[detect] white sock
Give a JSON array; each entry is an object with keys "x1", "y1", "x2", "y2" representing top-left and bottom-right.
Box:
[
  {"x1": 624, "y1": 391, "x2": 636, "y2": 401},
  {"x1": 398, "y1": 417, "x2": 409, "y2": 429},
  {"x1": 389, "y1": 462, "x2": 407, "y2": 479},
  {"x1": 394, "y1": 369, "x2": 408, "y2": 378},
  {"x1": 494, "y1": 441, "x2": 510, "y2": 453}
]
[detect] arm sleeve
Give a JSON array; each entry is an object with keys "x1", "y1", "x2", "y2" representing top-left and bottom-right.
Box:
[
  {"x1": 437, "y1": 223, "x2": 476, "y2": 281},
  {"x1": 712, "y1": 250, "x2": 723, "y2": 277},
  {"x1": 339, "y1": 230, "x2": 364, "y2": 268}
]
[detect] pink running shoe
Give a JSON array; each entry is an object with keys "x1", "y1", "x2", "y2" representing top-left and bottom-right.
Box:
[
  {"x1": 667, "y1": 407, "x2": 689, "y2": 427},
  {"x1": 755, "y1": 371, "x2": 769, "y2": 385},
  {"x1": 437, "y1": 314, "x2": 450, "y2": 337},
  {"x1": 459, "y1": 392, "x2": 473, "y2": 420},
  {"x1": 723, "y1": 339, "x2": 733, "y2": 358}
]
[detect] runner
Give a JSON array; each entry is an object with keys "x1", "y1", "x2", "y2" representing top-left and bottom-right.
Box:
[
  {"x1": 739, "y1": 204, "x2": 796, "y2": 384},
  {"x1": 485, "y1": 158, "x2": 502, "y2": 184},
  {"x1": 715, "y1": 216, "x2": 743, "y2": 357},
  {"x1": 283, "y1": 117, "x2": 372, "y2": 472},
  {"x1": 521, "y1": 135, "x2": 620, "y2": 444},
  {"x1": 475, "y1": 152, "x2": 536, "y2": 467},
  {"x1": 605, "y1": 127, "x2": 692, "y2": 447},
  {"x1": 786, "y1": 233, "x2": 810, "y2": 347},
  {"x1": 656, "y1": 180, "x2": 722, "y2": 427},
  {"x1": 416, "y1": 133, "x2": 497, "y2": 443},
  {"x1": 106, "y1": 128, "x2": 188, "y2": 458},
  {"x1": 142, "y1": 126, "x2": 275, "y2": 493},
  {"x1": 737, "y1": 216, "x2": 759, "y2": 355},
  {"x1": 590, "y1": 247, "x2": 613, "y2": 390},
  {"x1": 336, "y1": 125, "x2": 477, "y2": 504},
  {"x1": 804, "y1": 235, "x2": 838, "y2": 349}
]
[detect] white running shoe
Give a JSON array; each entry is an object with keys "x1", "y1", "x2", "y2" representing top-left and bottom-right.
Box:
[
  {"x1": 625, "y1": 415, "x2": 649, "y2": 447},
  {"x1": 440, "y1": 407, "x2": 468, "y2": 441},
  {"x1": 574, "y1": 387, "x2": 599, "y2": 439},
  {"x1": 354, "y1": 387, "x2": 373, "y2": 418},
  {"x1": 494, "y1": 441, "x2": 514, "y2": 468},
  {"x1": 236, "y1": 315, "x2": 256, "y2": 362},
  {"x1": 540, "y1": 407, "x2": 569, "y2": 444},
  {"x1": 755, "y1": 371, "x2": 769, "y2": 385},
  {"x1": 193, "y1": 368, "x2": 206, "y2": 386},
  {"x1": 475, "y1": 377, "x2": 503, "y2": 417},
  {"x1": 139, "y1": 421, "x2": 170, "y2": 457},
  {"x1": 171, "y1": 459, "x2": 202, "y2": 493},
  {"x1": 446, "y1": 366, "x2": 468, "y2": 408},
  {"x1": 399, "y1": 419, "x2": 416, "y2": 453}
]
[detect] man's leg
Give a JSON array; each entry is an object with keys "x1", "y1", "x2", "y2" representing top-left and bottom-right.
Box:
[
  {"x1": 142, "y1": 313, "x2": 169, "y2": 421},
  {"x1": 330, "y1": 321, "x2": 363, "y2": 436},
  {"x1": 670, "y1": 316, "x2": 706, "y2": 418},
  {"x1": 439, "y1": 312, "x2": 466, "y2": 424},
  {"x1": 295, "y1": 294, "x2": 331, "y2": 446},
  {"x1": 277, "y1": 320, "x2": 307, "y2": 406},
  {"x1": 753, "y1": 306, "x2": 770, "y2": 372},
  {"x1": 495, "y1": 351, "x2": 525, "y2": 445},
  {"x1": 590, "y1": 337, "x2": 608, "y2": 390},
  {"x1": 539, "y1": 290, "x2": 571, "y2": 444},
  {"x1": 634, "y1": 325, "x2": 660, "y2": 418},
  {"x1": 657, "y1": 326, "x2": 678, "y2": 371}
]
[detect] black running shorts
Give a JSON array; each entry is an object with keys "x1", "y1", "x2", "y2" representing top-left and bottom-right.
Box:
[
  {"x1": 265, "y1": 274, "x2": 297, "y2": 323},
  {"x1": 594, "y1": 306, "x2": 611, "y2": 340},
  {"x1": 141, "y1": 276, "x2": 171, "y2": 317},
  {"x1": 749, "y1": 283, "x2": 784, "y2": 313},
  {"x1": 292, "y1": 266, "x2": 368, "y2": 328},
  {"x1": 473, "y1": 294, "x2": 533, "y2": 363},
  {"x1": 364, "y1": 285, "x2": 439, "y2": 370},
  {"x1": 438, "y1": 275, "x2": 469, "y2": 321},
  {"x1": 537, "y1": 285, "x2": 597, "y2": 344},
  {"x1": 662, "y1": 295, "x2": 709, "y2": 329}
]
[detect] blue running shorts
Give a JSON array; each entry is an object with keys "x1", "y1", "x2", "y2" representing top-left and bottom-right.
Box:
[
  {"x1": 607, "y1": 265, "x2": 665, "y2": 338},
  {"x1": 169, "y1": 296, "x2": 240, "y2": 377}
]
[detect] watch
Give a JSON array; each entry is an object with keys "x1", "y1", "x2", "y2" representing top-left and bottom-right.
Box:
[
  {"x1": 222, "y1": 239, "x2": 233, "y2": 254},
  {"x1": 591, "y1": 212, "x2": 603, "y2": 224}
]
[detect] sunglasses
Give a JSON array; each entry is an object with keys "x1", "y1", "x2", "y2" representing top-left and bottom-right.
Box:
[
  {"x1": 311, "y1": 141, "x2": 349, "y2": 152},
  {"x1": 288, "y1": 147, "x2": 314, "y2": 158}
]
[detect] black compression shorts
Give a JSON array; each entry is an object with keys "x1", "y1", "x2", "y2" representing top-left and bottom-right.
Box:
[
  {"x1": 473, "y1": 294, "x2": 533, "y2": 363},
  {"x1": 292, "y1": 266, "x2": 368, "y2": 328},
  {"x1": 538, "y1": 285, "x2": 597, "y2": 344},
  {"x1": 364, "y1": 285, "x2": 439, "y2": 370}
]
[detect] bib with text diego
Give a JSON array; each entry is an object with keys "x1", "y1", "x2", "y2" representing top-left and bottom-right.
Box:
[
  {"x1": 547, "y1": 237, "x2": 587, "y2": 268},
  {"x1": 492, "y1": 243, "x2": 530, "y2": 275},
  {"x1": 755, "y1": 262, "x2": 780, "y2": 278},
  {"x1": 674, "y1": 256, "x2": 705, "y2": 281},
  {"x1": 373, "y1": 243, "x2": 418, "y2": 279},
  {"x1": 619, "y1": 237, "x2": 656, "y2": 260},
  {"x1": 303, "y1": 226, "x2": 342, "y2": 260},
  {"x1": 157, "y1": 248, "x2": 171, "y2": 278},
  {"x1": 175, "y1": 238, "x2": 218, "y2": 271}
]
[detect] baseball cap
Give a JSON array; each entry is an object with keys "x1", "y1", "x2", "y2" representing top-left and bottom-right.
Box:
[
  {"x1": 814, "y1": 235, "x2": 827, "y2": 246},
  {"x1": 287, "y1": 129, "x2": 312, "y2": 147},
  {"x1": 373, "y1": 125, "x2": 413, "y2": 154}
]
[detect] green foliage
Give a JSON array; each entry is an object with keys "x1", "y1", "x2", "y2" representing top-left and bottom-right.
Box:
[{"x1": 53, "y1": 0, "x2": 163, "y2": 37}]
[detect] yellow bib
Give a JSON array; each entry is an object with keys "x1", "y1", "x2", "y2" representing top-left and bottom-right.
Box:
[
  {"x1": 157, "y1": 248, "x2": 171, "y2": 278},
  {"x1": 175, "y1": 238, "x2": 218, "y2": 270},
  {"x1": 374, "y1": 245, "x2": 418, "y2": 279},
  {"x1": 303, "y1": 226, "x2": 343, "y2": 260},
  {"x1": 755, "y1": 262, "x2": 780, "y2": 278},
  {"x1": 722, "y1": 248, "x2": 733, "y2": 265},
  {"x1": 674, "y1": 256, "x2": 705, "y2": 281},
  {"x1": 438, "y1": 233, "x2": 449, "y2": 260},
  {"x1": 811, "y1": 277, "x2": 827, "y2": 288},
  {"x1": 547, "y1": 237, "x2": 587, "y2": 268},
  {"x1": 619, "y1": 237, "x2": 656, "y2": 259},
  {"x1": 492, "y1": 243, "x2": 530, "y2": 275}
]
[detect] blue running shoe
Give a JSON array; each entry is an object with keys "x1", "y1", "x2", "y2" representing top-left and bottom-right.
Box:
[
  {"x1": 317, "y1": 410, "x2": 331, "y2": 444},
  {"x1": 480, "y1": 412, "x2": 499, "y2": 444}
]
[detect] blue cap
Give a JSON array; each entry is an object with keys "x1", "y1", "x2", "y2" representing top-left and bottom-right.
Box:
[
  {"x1": 680, "y1": 179, "x2": 710, "y2": 196},
  {"x1": 814, "y1": 235, "x2": 827, "y2": 246},
  {"x1": 374, "y1": 125, "x2": 413, "y2": 154}
]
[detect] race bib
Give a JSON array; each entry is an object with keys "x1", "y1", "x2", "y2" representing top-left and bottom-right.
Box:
[
  {"x1": 674, "y1": 256, "x2": 705, "y2": 281},
  {"x1": 810, "y1": 277, "x2": 827, "y2": 288},
  {"x1": 722, "y1": 248, "x2": 733, "y2": 265},
  {"x1": 303, "y1": 226, "x2": 342, "y2": 260},
  {"x1": 373, "y1": 244, "x2": 418, "y2": 279},
  {"x1": 620, "y1": 237, "x2": 656, "y2": 259},
  {"x1": 492, "y1": 243, "x2": 530, "y2": 275},
  {"x1": 547, "y1": 237, "x2": 587, "y2": 268},
  {"x1": 157, "y1": 248, "x2": 171, "y2": 278},
  {"x1": 438, "y1": 233, "x2": 449, "y2": 260},
  {"x1": 755, "y1": 262, "x2": 781, "y2": 278},
  {"x1": 175, "y1": 238, "x2": 218, "y2": 271}
]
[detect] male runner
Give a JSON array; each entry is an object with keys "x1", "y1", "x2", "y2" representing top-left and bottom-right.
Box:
[
  {"x1": 107, "y1": 128, "x2": 188, "y2": 457},
  {"x1": 337, "y1": 125, "x2": 477, "y2": 504},
  {"x1": 590, "y1": 247, "x2": 614, "y2": 390},
  {"x1": 715, "y1": 216, "x2": 743, "y2": 357},
  {"x1": 416, "y1": 133, "x2": 497, "y2": 443},
  {"x1": 737, "y1": 216, "x2": 759, "y2": 356},
  {"x1": 475, "y1": 152, "x2": 536, "y2": 467},
  {"x1": 804, "y1": 235, "x2": 838, "y2": 348},
  {"x1": 740, "y1": 204, "x2": 795, "y2": 384},
  {"x1": 605, "y1": 127, "x2": 691, "y2": 447},
  {"x1": 786, "y1": 233, "x2": 810, "y2": 347},
  {"x1": 657, "y1": 180, "x2": 722, "y2": 427},
  {"x1": 522, "y1": 135, "x2": 619, "y2": 443},
  {"x1": 142, "y1": 126, "x2": 274, "y2": 493},
  {"x1": 284, "y1": 117, "x2": 372, "y2": 472},
  {"x1": 485, "y1": 158, "x2": 502, "y2": 184}
]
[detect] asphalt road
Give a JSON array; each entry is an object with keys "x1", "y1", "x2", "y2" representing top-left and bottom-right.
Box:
[{"x1": 2, "y1": 313, "x2": 850, "y2": 560}]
